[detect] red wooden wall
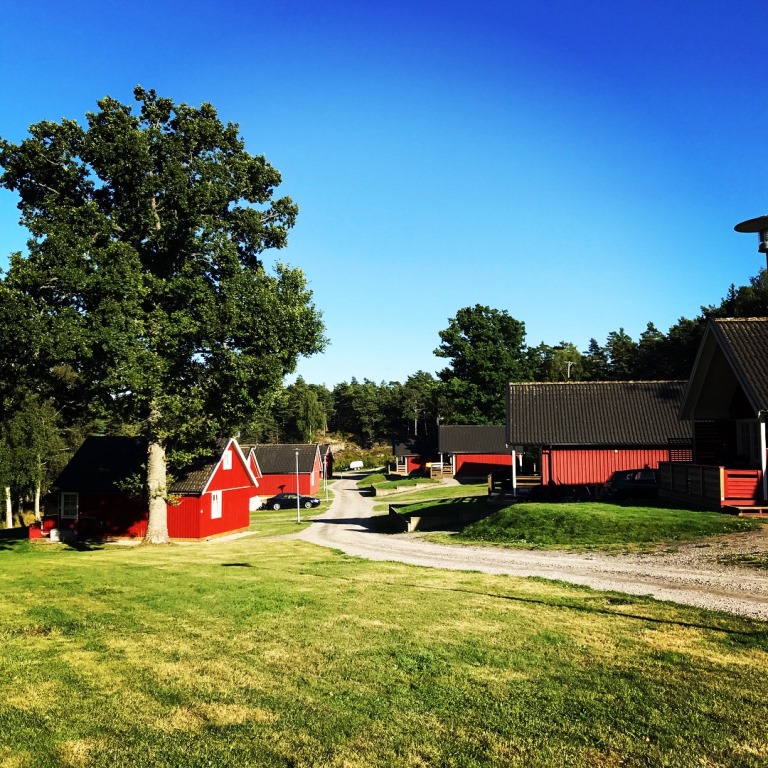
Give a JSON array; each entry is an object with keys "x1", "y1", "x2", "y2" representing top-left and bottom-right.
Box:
[
  {"x1": 541, "y1": 448, "x2": 669, "y2": 486},
  {"x1": 454, "y1": 453, "x2": 512, "y2": 478}
]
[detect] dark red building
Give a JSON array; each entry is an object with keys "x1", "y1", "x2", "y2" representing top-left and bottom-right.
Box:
[
  {"x1": 437, "y1": 425, "x2": 513, "y2": 479},
  {"x1": 660, "y1": 318, "x2": 768, "y2": 509},
  {"x1": 506, "y1": 381, "x2": 690, "y2": 493},
  {"x1": 49, "y1": 436, "x2": 259, "y2": 540},
  {"x1": 244, "y1": 443, "x2": 323, "y2": 497}
]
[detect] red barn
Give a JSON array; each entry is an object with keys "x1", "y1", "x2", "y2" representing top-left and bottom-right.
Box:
[
  {"x1": 438, "y1": 425, "x2": 513, "y2": 479},
  {"x1": 506, "y1": 381, "x2": 690, "y2": 495},
  {"x1": 49, "y1": 436, "x2": 259, "y2": 540},
  {"x1": 244, "y1": 444, "x2": 322, "y2": 497}
]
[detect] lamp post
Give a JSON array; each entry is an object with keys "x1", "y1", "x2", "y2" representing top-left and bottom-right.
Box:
[
  {"x1": 734, "y1": 214, "x2": 768, "y2": 270},
  {"x1": 734, "y1": 214, "x2": 768, "y2": 503},
  {"x1": 295, "y1": 448, "x2": 301, "y2": 524}
]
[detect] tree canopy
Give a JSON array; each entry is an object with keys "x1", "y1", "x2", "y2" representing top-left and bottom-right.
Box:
[
  {"x1": 435, "y1": 305, "x2": 531, "y2": 424},
  {"x1": 0, "y1": 87, "x2": 325, "y2": 541}
]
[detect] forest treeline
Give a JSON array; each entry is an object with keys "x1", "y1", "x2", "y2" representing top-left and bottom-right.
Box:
[
  {"x1": 2, "y1": 268, "x2": 766, "y2": 522},
  {"x1": 247, "y1": 270, "x2": 768, "y2": 446}
]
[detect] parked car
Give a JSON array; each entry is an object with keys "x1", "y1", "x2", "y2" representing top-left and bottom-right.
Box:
[
  {"x1": 603, "y1": 468, "x2": 658, "y2": 499},
  {"x1": 265, "y1": 492, "x2": 321, "y2": 510}
]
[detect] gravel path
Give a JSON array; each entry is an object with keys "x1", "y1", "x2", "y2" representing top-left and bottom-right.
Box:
[{"x1": 295, "y1": 476, "x2": 768, "y2": 621}]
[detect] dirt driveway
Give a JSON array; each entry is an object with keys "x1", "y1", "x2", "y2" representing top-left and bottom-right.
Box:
[{"x1": 295, "y1": 476, "x2": 768, "y2": 621}]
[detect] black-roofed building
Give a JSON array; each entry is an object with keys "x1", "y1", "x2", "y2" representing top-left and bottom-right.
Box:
[
  {"x1": 506, "y1": 380, "x2": 690, "y2": 491},
  {"x1": 660, "y1": 317, "x2": 768, "y2": 509},
  {"x1": 437, "y1": 425, "x2": 514, "y2": 479},
  {"x1": 49, "y1": 436, "x2": 259, "y2": 539},
  {"x1": 243, "y1": 444, "x2": 323, "y2": 496}
]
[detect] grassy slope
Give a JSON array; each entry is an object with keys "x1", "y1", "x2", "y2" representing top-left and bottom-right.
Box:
[
  {"x1": 1, "y1": 530, "x2": 768, "y2": 767},
  {"x1": 392, "y1": 495, "x2": 763, "y2": 550}
]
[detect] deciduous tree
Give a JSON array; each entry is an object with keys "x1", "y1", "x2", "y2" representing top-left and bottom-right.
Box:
[
  {"x1": 435, "y1": 305, "x2": 531, "y2": 424},
  {"x1": 0, "y1": 87, "x2": 325, "y2": 542}
]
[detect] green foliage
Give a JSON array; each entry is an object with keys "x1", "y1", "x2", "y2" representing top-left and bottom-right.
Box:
[
  {"x1": 435, "y1": 305, "x2": 531, "y2": 424},
  {"x1": 0, "y1": 87, "x2": 326, "y2": 539},
  {"x1": 0, "y1": 87, "x2": 325, "y2": 445},
  {"x1": 330, "y1": 378, "x2": 393, "y2": 443}
]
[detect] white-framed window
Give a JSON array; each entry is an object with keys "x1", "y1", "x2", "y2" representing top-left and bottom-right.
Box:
[
  {"x1": 60, "y1": 492, "x2": 79, "y2": 519},
  {"x1": 211, "y1": 491, "x2": 222, "y2": 519},
  {"x1": 737, "y1": 420, "x2": 761, "y2": 466},
  {"x1": 222, "y1": 450, "x2": 232, "y2": 470}
]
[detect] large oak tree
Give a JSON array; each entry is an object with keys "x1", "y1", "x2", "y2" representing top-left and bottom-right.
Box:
[{"x1": 0, "y1": 87, "x2": 325, "y2": 543}]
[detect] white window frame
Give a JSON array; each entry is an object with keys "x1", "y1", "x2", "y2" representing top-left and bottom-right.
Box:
[
  {"x1": 211, "y1": 491, "x2": 222, "y2": 519},
  {"x1": 222, "y1": 450, "x2": 232, "y2": 470},
  {"x1": 60, "y1": 492, "x2": 79, "y2": 519}
]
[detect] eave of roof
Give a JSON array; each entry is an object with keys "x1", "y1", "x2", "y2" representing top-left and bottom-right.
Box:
[{"x1": 507, "y1": 380, "x2": 690, "y2": 446}]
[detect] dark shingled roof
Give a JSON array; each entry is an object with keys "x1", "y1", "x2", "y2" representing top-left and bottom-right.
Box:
[
  {"x1": 244, "y1": 444, "x2": 319, "y2": 474},
  {"x1": 51, "y1": 436, "x2": 241, "y2": 495},
  {"x1": 710, "y1": 318, "x2": 768, "y2": 411},
  {"x1": 51, "y1": 436, "x2": 146, "y2": 492},
  {"x1": 168, "y1": 456, "x2": 222, "y2": 494},
  {"x1": 438, "y1": 425, "x2": 508, "y2": 454},
  {"x1": 507, "y1": 381, "x2": 690, "y2": 446}
]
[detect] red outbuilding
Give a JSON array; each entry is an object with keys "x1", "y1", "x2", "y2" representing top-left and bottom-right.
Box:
[
  {"x1": 437, "y1": 425, "x2": 513, "y2": 479},
  {"x1": 506, "y1": 381, "x2": 691, "y2": 495},
  {"x1": 48, "y1": 436, "x2": 259, "y2": 540},
  {"x1": 244, "y1": 443, "x2": 323, "y2": 497}
]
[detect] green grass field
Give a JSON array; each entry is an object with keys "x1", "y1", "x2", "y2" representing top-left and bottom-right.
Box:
[
  {"x1": 392, "y1": 495, "x2": 763, "y2": 551},
  {"x1": 2, "y1": 521, "x2": 768, "y2": 767}
]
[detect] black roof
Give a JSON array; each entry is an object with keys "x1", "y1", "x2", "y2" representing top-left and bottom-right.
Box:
[
  {"x1": 438, "y1": 425, "x2": 508, "y2": 454},
  {"x1": 51, "y1": 436, "x2": 243, "y2": 495},
  {"x1": 51, "y1": 436, "x2": 146, "y2": 493},
  {"x1": 244, "y1": 444, "x2": 319, "y2": 474},
  {"x1": 681, "y1": 317, "x2": 768, "y2": 419},
  {"x1": 507, "y1": 381, "x2": 690, "y2": 446}
]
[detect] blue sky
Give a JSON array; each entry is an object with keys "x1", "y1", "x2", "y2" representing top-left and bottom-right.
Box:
[{"x1": 1, "y1": 1, "x2": 767, "y2": 387}]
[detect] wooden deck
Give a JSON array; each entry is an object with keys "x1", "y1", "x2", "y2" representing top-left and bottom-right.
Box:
[{"x1": 658, "y1": 462, "x2": 764, "y2": 510}]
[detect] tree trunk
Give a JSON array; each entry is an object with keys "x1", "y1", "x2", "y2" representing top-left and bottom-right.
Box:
[
  {"x1": 34, "y1": 484, "x2": 41, "y2": 522},
  {"x1": 144, "y1": 438, "x2": 170, "y2": 544},
  {"x1": 4, "y1": 487, "x2": 12, "y2": 529}
]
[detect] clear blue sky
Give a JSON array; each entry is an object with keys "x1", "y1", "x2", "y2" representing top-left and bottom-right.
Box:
[{"x1": 1, "y1": 0, "x2": 767, "y2": 387}]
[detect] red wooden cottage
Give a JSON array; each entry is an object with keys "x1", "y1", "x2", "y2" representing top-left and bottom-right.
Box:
[
  {"x1": 244, "y1": 444, "x2": 322, "y2": 497},
  {"x1": 506, "y1": 381, "x2": 690, "y2": 495},
  {"x1": 437, "y1": 425, "x2": 513, "y2": 479},
  {"x1": 49, "y1": 436, "x2": 260, "y2": 540},
  {"x1": 659, "y1": 318, "x2": 768, "y2": 510},
  {"x1": 391, "y1": 440, "x2": 429, "y2": 476}
]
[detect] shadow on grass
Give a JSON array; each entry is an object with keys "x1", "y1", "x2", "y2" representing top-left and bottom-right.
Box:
[{"x1": 301, "y1": 570, "x2": 768, "y2": 642}]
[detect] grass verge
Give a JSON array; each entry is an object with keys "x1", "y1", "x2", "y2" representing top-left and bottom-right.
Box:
[
  {"x1": 1, "y1": 537, "x2": 768, "y2": 766},
  {"x1": 410, "y1": 499, "x2": 763, "y2": 551},
  {"x1": 0, "y1": 537, "x2": 768, "y2": 768}
]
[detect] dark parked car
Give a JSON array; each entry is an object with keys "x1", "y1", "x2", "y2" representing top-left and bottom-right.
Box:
[
  {"x1": 603, "y1": 468, "x2": 658, "y2": 499},
  {"x1": 265, "y1": 492, "x2": 321, "y2": 510}
]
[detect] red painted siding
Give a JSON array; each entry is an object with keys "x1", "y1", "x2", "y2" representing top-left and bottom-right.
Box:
[
  {"x1": 542, "y1": 448, "x2": 669, "y2": 486},
  {"x1": 200, "y1": 486, "x2": 251, "y2": 537},
  {"x1": 454, "y1": 453, "x2": 512, "y2": 477},
  {"x1": 76, "y1": 492, "x2": 148, "y2": 539},
  {"x1": 257, "y1": 462, "x2": 321, "y2": 496},
  {"x1": 207, "y1": 448, "x2": 255, "y2": 492},
  {"x1": 167, "y1": 495, "x2": 202, "y2": 539}
]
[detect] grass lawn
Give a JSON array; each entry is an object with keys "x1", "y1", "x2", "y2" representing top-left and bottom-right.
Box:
[
  {"x1": 390, "y1": 496, "x2": 764, "y2": 551},
  {"x1": 1, "y1": 526, "x2": 768, "y2": 766}
]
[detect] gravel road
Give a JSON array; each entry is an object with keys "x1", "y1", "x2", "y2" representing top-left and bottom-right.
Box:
[{"x1": 295, "y1": 475, "x2": 768, "y2": 621}]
